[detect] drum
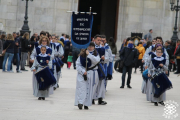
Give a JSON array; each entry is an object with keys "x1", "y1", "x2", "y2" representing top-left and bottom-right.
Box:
[
  {"x1": 35, "y1": 67, "x2": 56, "y2": 90},
  {"x1": 151, "y1": 73, "x2": 173, "y2": 98}
]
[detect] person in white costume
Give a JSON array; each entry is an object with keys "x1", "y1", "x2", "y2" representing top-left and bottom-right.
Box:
[
  {"x1": 93, "y1": 35, "x2": 108, "y2": 105},
  {"x1": 51, "y1": 35, "x2": 64, "y2": 90},
  {"x1": 30, "y1": 36, "x2": 54, "y2": 98},
  {"x1": 75, "y1": 42, "x2": 100, "y2": 110},
  {"x1": 31, "y1": 46, "x2": 53, "y2": 100}
]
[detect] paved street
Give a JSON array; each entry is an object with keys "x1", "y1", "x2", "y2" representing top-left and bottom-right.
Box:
[{"x1": 0, "y1": 65, "x2": 179, "y2": 120}]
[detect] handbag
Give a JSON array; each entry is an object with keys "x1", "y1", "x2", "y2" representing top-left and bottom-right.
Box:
[{"x1": 0, "y1": 43, "x2": 11, "y2": 56}]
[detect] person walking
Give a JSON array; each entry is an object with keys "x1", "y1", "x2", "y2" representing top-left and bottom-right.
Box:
[
  {"x1": 120, "y1": 40, "x2": 139, "y2": 88},
  {"x1": 13, "y1": 32, "x2": 21, "y2": 73},
  {"x1": 2, "y1": 34, "x2": 15, "y2": 72},
  {"x1": 67, "y1": 52, "x2": 73, "y2": 69},
  {"x1": 21, "y1": 32, "x2": 31, "y2": 71},
  {"x1": 134, "y1": 42, "x2": 145, "y2": 73}
]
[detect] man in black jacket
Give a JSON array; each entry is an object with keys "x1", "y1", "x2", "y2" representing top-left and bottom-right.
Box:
[
  {"x1": 13, "y1": 32, "x2": 22, "y2": 73},
  {"x1": 120, "y1": 40, "x2": 139, "y2": 88}
]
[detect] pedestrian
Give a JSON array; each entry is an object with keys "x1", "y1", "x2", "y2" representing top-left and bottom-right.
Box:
[
  {"x1": 75, "y1": 42, "x2": 100, "y2": 110},
  {"x1": 60, "y1": 33, "x2": 66, "y2": 43},
  {"x1": 21, "y1": 32, "x2": 31, "y2": 71},
  {"x1": 93, "y1": 34, "x2": 108, "y2": 105},
  {"x1": 67, "y1": 52, "x2": 73, "y2": 69},
  {"x1": 174, "y1": 40, "x2": 180, "y2": 74},
  {"x1": 63, "y1": 35, "x2": 71, "y2": 66},
  {"x1": 51, "y1": 35, "x2": 64, "y2": 90},
  {"x1": 13, "y1": 32, "x2": 21, "y2": 73},
  {"x1": 120, "y1": 40, "x2": 139, "y2": 88},
  {"x1": 0, "y1": 34, "x2": 6, "y2": 69},
  {"x1": 145, "y1": 29, "x2": 153, "y2": 41},
  {"x1": 135, "y1": 41, "x2": 145, "y2": 73},
  {"x1": 147, "y1": 48, "x2": 172, "y2": 106},
  {"x1": 31, "y1": 46, "x2": 54, "y2": 100},
  {"x1": 144, "y1": 41, "x2": 152, "y2": 50},
  {"x1": 2, "y1": 34, "x2": 15, "y2": 72},
  {"x1": 164, "y1": 40, "x2": 173, "y2": 75}
]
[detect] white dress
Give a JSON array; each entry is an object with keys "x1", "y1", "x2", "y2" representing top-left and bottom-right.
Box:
[
  {"x1": 75, "y1": 53, "x2": 100, "y2": 106},
  {"x1": 31, "y1": 54, "x2": 53, "y2": 97}
]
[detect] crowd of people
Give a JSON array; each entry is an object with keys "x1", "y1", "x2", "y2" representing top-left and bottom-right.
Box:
[
  {"x1": 0, "y1": 29, "x2": 180, "y2": 109},
  {"x1": 119, "y1": 33, "x2": 180, "y2": 106}
]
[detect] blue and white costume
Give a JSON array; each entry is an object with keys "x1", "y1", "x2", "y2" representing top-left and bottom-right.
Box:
[
  {"x1": 31, "y1": 53, "x2": 53, "y2": 97},
  {"x1": 146, "y1": 52, "x2": 172, "y2": 102},
  {"x1": 93, "y1": 44, "x2": 109, "y2": 100},
  {"x1": 51, "y1": 42, "x2": 64, "y2": 88},
  {"x1": 30, "y1": 45, "x2": 54, "y2": 95},
  {"x1": 75, "y1": 51, "x2": 100, "y2": 106}
]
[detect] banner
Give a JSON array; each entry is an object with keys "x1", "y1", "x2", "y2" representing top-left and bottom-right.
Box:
[
  {"x1": 131, "y1": 33, "x2": 143, "y2": 46},
  {"x1": 71, "y1": 12, "x2": 94, "y2": 49}
]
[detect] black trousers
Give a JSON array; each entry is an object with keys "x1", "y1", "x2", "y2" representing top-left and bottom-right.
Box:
[
  {"x1": 121, "y1": 66, "x2": 132, "y2": 86},
  {"x1": 177, "y1": 59, "x2": 180, "y2": 73}
]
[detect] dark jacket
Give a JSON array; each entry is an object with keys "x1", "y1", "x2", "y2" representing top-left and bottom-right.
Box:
[
  {"x1": 3, "y1": 40, "x2": 15, "y2": 54},
  {"x1": 120, "y1": 47, "x2": 139, "y2": 67},
  {"x1": 21, "y1": 38, "x2": 30, "y2": 53},
  {"x1": 175, "y1": 45, "x2": 180, "y2": 57},
  {"x1": 165, "y1": 45, "x2": 173, "y2": 60},
  {"x1": 29, "y1": 36, "x2": 36, "y2": 52},
  {"x1": 14, "y1": 37, "x2": 20, "y2": 53}
]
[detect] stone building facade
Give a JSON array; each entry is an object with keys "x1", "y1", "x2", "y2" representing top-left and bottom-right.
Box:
[{"x1": 0, "y1": 0, "x2": 178, "y2": 49}]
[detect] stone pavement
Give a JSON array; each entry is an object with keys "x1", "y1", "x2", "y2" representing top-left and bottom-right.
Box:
[{"x1": 0, "y1": 65, "x2": 179, "y2": 120}]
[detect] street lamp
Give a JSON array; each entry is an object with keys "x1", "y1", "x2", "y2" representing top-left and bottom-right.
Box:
[
  {"x1": 170, "y1": 0, "x2": 180, "y2": 43},
  {"x1": 20, "y1": 0, "x2": 33, "y2": 36}
]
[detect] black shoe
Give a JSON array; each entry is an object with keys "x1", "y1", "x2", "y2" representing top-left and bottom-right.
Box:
[
  {"x1": 74, "y1": 67, "x2": 76, "y2": 70},
  {"x1": 174, "y1": 72, "x2": 180, "y2": 74},
  {"x1": 120, "y1": 86, "x2": 124, "y2": 88},
  {"x1": 57, "y1": 84, "x2": 59, "y2": 88},
  {"x1": 84, "y1": 106, "x2": 89, "y2": 110},
  {"x1": 154, "y1": 102, "x2": 158, "y2": 106},
  {"x1": 38, "y1": 97, "x2": 41, "y2": 100},
  {"x1": 21, "y1": 69, "x2": 28, "y2": 71},
  {"x1": 127, "y1": 85, "x2": 132, "y2": 89},
  {"x1": 159, "y1": 101, "x2": 165, "y2": 106},
  {"x1": 54, "y1": 87, "x2": 56, "y2": 90},
  {"x1": 78, "y1": 104, "x2": 83, "y2": 110},
  {"x1": 92, "y1": 99, "x2": 95, "y2": 104},
  {"x1": 41, "y1": 97, "x2": 45, "y2": 100},
  {"x1": 98, "y1": 101, "x2": 107, "y2": 105}
]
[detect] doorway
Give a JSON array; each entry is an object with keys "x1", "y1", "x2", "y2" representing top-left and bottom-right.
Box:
[{"x1": 78, "y1": 0, "x2": 119, "y2": 41}]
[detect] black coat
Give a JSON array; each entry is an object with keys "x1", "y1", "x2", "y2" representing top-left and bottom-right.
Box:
[
  {"x1": 120, "y1": 47, "x2": 139, "y2": 67},
  {"x1": 3, "y1": 40, "x2": 15, "y2": 54},
  {"x1": 175, "y1": 45, "x2": 180, "y2": 57},
  {"x1": 21, "y1": 38, "x2": 30, "y2": 52}
]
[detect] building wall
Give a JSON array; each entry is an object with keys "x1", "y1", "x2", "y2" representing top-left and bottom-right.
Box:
[
  {"x1": 0, "y1": 0, "x2": 78, "y2": 35},
  {"x1": 116, "y1": 0, "x2": 176, "y2": 49},
  {"x1": 0, "y1": 0, "x2": 178, "y2": 50}
]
